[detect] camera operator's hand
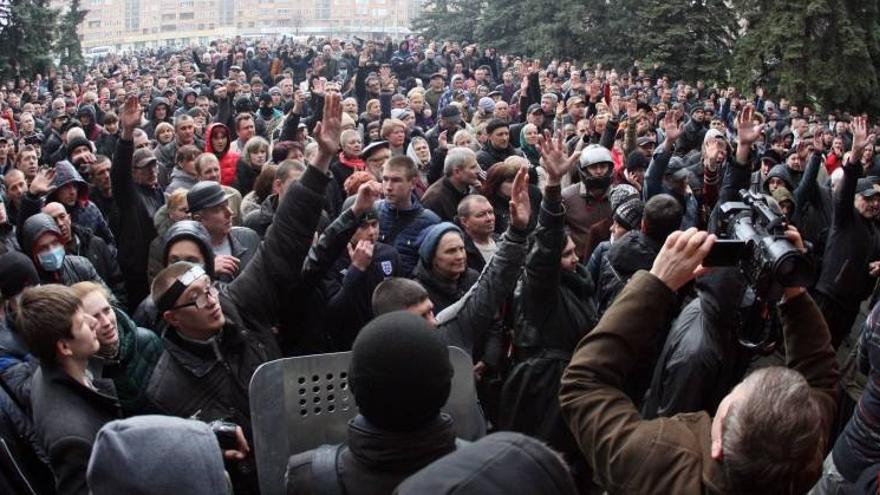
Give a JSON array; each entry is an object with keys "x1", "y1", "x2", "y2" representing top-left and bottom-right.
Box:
[
  {"x1": 650, "y1": 228, "x2": 716, "y2": 291},
  {"x1": 869, "y1": 261, "x2": 880, "y2": 278},
  {"x1": 223, "y1": 425, "x2": 250, "y2": 461}
]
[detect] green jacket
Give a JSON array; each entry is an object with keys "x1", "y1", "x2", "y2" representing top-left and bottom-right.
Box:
[{"x1": 95, "y1": 308, "x2": 163, "y2": 415}]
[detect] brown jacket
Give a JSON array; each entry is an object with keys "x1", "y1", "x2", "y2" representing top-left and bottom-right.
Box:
[
  {"x1": 560, "y1": 271, "x2": 838, "y2": 494},
  {"x1": 562, "y1": 182, "x2": 611, "y2": 260}
]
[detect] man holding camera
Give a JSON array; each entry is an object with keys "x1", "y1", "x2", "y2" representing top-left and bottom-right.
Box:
[
  {"x1": 561, "y1": 227, "x2": 838, "y2": 494},
  {"x1": 814, "y1": 116, "x2": 880, "y2": 348}
]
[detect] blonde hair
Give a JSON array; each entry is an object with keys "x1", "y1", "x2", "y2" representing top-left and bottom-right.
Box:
[{"x1": 381, "y1": 118, "x2": 406, "y2": 139}]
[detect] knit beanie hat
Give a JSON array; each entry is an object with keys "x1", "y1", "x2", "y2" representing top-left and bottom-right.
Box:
[
  {"x1": 613, "y1": 197, "x2": 644, "y2": 230},
  {"x1": 66, "y1": 136, "x2": 93, "y2": 157},
  {"x1": 349, "y1": 311, "x2": 453, "y2": 431},
  {"x1": 418, "y1": 222, "x2": 463, "y2": 265},
  {"x1": 609, "y1": 184, "x2": 640, "y2": 212},
  {"x1": 87, "y1": 415, "x2": 228, "y2": 495}
]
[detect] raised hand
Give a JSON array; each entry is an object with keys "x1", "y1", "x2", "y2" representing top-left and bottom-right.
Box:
[
  {"x1": 537, "y1": 130, "x2": 577, "y2": 185},
  {"x1": 851, "y1": 115, "x2": 869, "y2": 163},
  {"x1": 348, "y1": 240, "x2": 375, "y2": 272},
  {"x1": 437, "y1": 130, "x2": 448, "y2": 150},
  {"x1": 29, "y1": 167, "x2": 56, "y2": 196},
  {"x1": 312, "y1": 91, "x2": 342, "y2": 171},
  {"x1": 626, "y1": 98, "x2": 639, "y2": 119},
  {"x1": 736, "y1": 104, "x2": 764, "y2": 146},
  {"x1": 508, "y1": 164, "x2": 532, "y2": 230},
  {"x1": 663, "y1": 110, "x2": 683, "y2": 145},
  {"x1": 119, "y1": 95, "x2": 142, "y2": 137},
  {"x1": 812, "y1": 129, "x2": 825, "y2": 154},
  {"x1": 610, "y1": 95, "x2": 620, "y2": 117},
  {"x1": 352, "y1": 180, "x2": 381, "y2": 216}
]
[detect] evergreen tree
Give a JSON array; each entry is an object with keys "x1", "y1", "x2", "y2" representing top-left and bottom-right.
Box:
[
  {"x1": 412, "y1": 0, "x2": 486, "y2": 42},
  {"x1": 733, "y1": 0, "x2": 880, "y2": 114},
  {"x1": 0, "y1": 0, "x2": 58, "y2": 80},
  {"x1": 56, "y1": 0, "x2": 88, "y2": 68},
  {"x1": 633, "y1": 0, "x2": 738, "y2": 83}
]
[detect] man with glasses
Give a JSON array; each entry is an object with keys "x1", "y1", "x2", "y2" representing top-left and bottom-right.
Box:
[{"x1": 143, "y1": 92, "x2": 344, "y2": 494}]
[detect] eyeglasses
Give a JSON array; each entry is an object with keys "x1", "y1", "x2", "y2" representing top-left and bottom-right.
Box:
[{"x1": 169, "y1": 284, "x2": 219, "y2": 311}]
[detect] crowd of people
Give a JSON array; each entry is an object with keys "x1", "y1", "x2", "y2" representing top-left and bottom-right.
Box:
[{"x1": 0, "y1": 32, "x2": 877, "y2": 494}]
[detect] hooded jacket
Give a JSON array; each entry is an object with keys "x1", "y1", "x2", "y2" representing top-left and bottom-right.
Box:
[
  {"x1": 394, "y1": 431, "x2": 578, "y2": 495},
  {"x1": 205, "y1": 122, "x2": 240, "y2": 187},
  {"x1": 87, "y1": 415, "x2": 228, "y2": 495},
  {"x1": 141, "y1": 97, "x2": 172, "y2": 139},
  {"x1": 47, "y1": 161, "x2": 116, "y2": 247},
  {"x1": 136, "y1": 220, "x2": 216, "y2": 334},
  {"x1": 77, "y1": 105, "x2": 103, "y2": 142},
  {"x1": 22, "y1": 213, "x2": 104, "y2": 286}
]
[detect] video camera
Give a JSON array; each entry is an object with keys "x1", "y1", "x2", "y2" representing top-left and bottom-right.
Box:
[
  {"x1": 709, "y1": 189, "x2": 813, "y2": 299},
  {"x1": 707, "y1": 189, "x2": 814, "y2": 352}
]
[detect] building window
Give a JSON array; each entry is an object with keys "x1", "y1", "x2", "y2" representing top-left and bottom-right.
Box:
[{"x1": 180, "y1": 12, "x2": 194, "y2": 20}]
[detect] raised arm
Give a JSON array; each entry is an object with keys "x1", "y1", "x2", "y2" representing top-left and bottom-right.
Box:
[
  {"x1": 435, "y1": 164, "x2": 532, "y2": 354},
  {"x1": 645, "y1": 110, "x2": 681, "y2": 199},
  {"x1": 227, "y1": 92, "x2": 342, "y2": 326},
  {"x1": 560, "y1": 228, "x2": 715, "y2": 493},
  {"x1": 110, "y1": 96, "x2": 141, "y2": 214},
  {"x1": 834, "y1": 115, "x2": 870, "y2": 228}
]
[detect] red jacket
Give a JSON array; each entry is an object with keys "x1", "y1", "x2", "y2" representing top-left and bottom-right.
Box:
[{"x1": 205, "y1": 123, "x2": 240, "y2": 186}]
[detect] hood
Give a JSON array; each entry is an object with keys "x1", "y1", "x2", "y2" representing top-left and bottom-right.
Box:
[
  {"x1": 205, "y1": 122, "x2": 231, "y2": 155},
  {"x1": 181, "y1": 88, "x2": 197, "y2": 108},
  {"x1": 606, "y1": 230, "x2": 661, "y2": 276},
  {"x1": 77, "y1": 105, "x2": 97, "y2": 125},
  {"x1": 22, "y1": 213, "x2": 62, "y2": 257},
  {"x1": 394, "y1": 431, "x2": 578, "y2": 495},
  {"x1": 86, "y1": 415, "x2": 228, "y2": 495},
  {"x1": 161, "y1": 220, "x2": 215, "y2": 279},
  {"x1": 47, "y1": 160, "x2": 90, "y2": 205},
  {"x1": 147, "y1": 97, "x2": 171, "y2": 122},
  {"x1": 763, "y1": 164, "x2": 794, "y2": 192}
]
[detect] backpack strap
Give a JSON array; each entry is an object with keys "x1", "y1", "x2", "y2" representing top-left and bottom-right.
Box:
[{"x1": 311, "y1": 444, "x2": 345, "y2": 495}]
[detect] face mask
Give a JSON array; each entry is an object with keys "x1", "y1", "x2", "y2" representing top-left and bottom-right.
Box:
[{"x1": 38, "y1": 245, "x2": 65, "y2": 272}]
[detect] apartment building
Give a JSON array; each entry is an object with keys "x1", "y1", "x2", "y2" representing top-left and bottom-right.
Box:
[{"x1": 52, "y1": 0, "x2": 422, "y2": 51}]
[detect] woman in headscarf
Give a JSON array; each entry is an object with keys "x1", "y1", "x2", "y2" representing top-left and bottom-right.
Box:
[{"x1": 406, "y1": 136, "x2": 432, "y2": 198}]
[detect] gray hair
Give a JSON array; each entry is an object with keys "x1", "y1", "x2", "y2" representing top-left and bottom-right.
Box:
[{"x1": 444, "y1": 147, "x2": 476, "y2": 177}]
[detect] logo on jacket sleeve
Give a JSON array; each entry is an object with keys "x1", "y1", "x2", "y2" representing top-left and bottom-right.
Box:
[{"x1": 381, "y1": 260, "x2": 393, "y2": 277}]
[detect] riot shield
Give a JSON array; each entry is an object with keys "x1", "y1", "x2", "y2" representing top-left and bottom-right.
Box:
[{"x1": 248, "y1": 346, "x2": 485, "y2": 495}]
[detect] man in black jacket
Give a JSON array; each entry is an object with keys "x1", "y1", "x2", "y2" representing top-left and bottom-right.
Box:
[
  {"x1": 144, "y1": 92, "x2": 344, "y2": 494},
  {"x1": 18, "y1": 284, "x2": 122, "y2": 495},
  {"x1": 814, "y1": 116, "x2": 880, "y2": 348},
  {"x1": 111, "y1": 102, "x2": 166, "y2": 310},
  {"x1": 476, "y1": 119, "x2": 524, "y2": 170}
]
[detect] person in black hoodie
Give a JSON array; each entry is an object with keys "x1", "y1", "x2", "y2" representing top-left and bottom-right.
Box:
[
  {"x1": 395, "y1": 431, "x2": 578, "y2": 495},
  {"x1": 476, "y1": 119, "x2": 524, "y2": 170},
  {"x1": 814, "y1": 116, "x2": 880, "y2": 348},
  {"x1": 285, "y1": 311, "x2": 457, "y2": 495},
  {"x1": 140, "y1": 97, "x2": 172, "y2": 140}
]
